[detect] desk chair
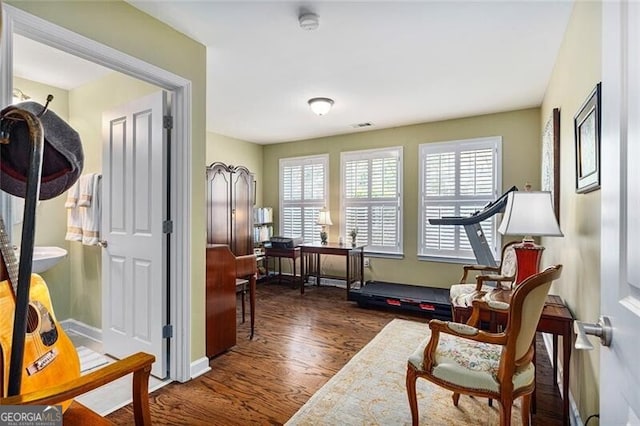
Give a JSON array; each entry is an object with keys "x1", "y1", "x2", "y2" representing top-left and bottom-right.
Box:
[{"x1": 407, "y1": 265, "x2": 562, "y2": 426}]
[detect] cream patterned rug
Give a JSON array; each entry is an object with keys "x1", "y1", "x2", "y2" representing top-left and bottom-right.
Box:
[{"x1": 286, "y1": 318, "x2": 522, "y2": 426}]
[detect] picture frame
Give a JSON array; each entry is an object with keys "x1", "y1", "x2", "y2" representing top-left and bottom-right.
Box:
[
  {"x1": 574, "y1": 83, "x2": 601, "y2": 194},
  {"x1": 542, "y1": 107, "x2": 561, "y2": 221}
]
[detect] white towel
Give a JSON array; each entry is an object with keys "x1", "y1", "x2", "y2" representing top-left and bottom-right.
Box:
[
  {"x1": 65, "y1": 182, "x2": 82, "y2": 241},
  {"x1": 65, "y1": 181, "x2": 79, "y2": 208},
  {"x1": 81, "y1": 173, "x2": 102, "y2": 246},
  {"x1": 78, "y1": 174, "x2": 94, "y2": 207}
]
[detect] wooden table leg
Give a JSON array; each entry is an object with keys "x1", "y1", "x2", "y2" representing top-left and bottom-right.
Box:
[
  {"x1": 553, "y1": 334, "x2": 559, "y2": 379},
  {"x1": 249, "y1": 274, "x2": 256, "y2": 339},
  {"x1": 562, "y1": 325, "x2": 571, "y2": 425},
  {"x1": 346, "y1": 252, "x2": 351, "y2": 296},
  {"x1": 300, "y1": 253, "x2": 305, "y2": 294}
]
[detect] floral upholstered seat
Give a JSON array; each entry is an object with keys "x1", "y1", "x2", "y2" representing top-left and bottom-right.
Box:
[{"x1": 448, "y1": 241, "x2": 519, "y2": 308}]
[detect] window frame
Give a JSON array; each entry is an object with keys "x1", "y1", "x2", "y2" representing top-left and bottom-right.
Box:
[
  {"x1": 417, "y1": 136, "x2": 503, "y2": 263},
  {"x1": 340, "y1": 146, "x2": 403, "y2": 258},
  {"x1": 279, "y1": 154, "x2": 329, "y2": 244}
]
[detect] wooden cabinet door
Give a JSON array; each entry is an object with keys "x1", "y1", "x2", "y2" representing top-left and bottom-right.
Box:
[
  {"x1": 232, "y1": 166, "x2": 253, "y2": 256},
  {"x1": 206, "y1": 164, "x2": 232, "y2": 245},
  {"x1": 206, "y1": 162, "x2": 254, "y2": 255}
]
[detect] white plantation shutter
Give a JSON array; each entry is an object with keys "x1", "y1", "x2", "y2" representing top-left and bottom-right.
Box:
[
  {"x1": 419, "y1": 137, "x2": 502, "y2": 261},
  {"x1": 280, "y1": 155, "x2": 328, "y2": 243},
  {"x1": 342, "y1": 147, "x2": 402, "y2": 255}
]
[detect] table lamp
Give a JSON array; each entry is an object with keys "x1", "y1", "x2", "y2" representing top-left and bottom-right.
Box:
[
  {"x1": 316, "y1": 207, "x2": 333, "y2": 245},
  {"x1": 498, "y1": 190, "x2": 563, "y2": 284}
]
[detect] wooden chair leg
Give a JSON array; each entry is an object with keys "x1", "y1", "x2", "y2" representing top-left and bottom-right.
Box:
[
  {"x1": 499, "y1": 396, "x2": 513, "y2": 426},
  {"x1": 406, "y1": 365, "x2": 420, "y2": 426},
  {"x1": 452, "y1": 392, "x2": 460, "y2": 406},
  {"x1": 241, "y1": 288, "x2": 246, "y2": 323},
  {"x1": 521, "y1": 394, "x2": 532, "y2": 426},
  {"x1": 132, "y1": 361, "x2": 153, "y2": 425}
]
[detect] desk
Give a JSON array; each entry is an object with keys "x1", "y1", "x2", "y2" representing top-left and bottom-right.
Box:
[
  {"x1": 264, "y1": 247, "x2": 301, "y2": 286},
  {"x1": 300, "y1": 243, "x2": 365, "y2": 297},
  {"x1": 452, "y1": 291, "x2": 573, "y2": 426}
]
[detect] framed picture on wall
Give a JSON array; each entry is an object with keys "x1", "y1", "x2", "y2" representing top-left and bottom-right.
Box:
[
  {"x1": 542, "y1": 107, "x2": 561, "y2": 221},
  {"x1": 574, "y1": 83, "x2": 602, "y2": 194}
]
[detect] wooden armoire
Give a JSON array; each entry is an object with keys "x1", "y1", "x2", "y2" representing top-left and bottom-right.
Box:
[
  {"x1": 206, "y1": 162, "x2": 254, "y2": 256},
  {"x1": 205, "y1": 162, "x2": 254, "y2": 357}
]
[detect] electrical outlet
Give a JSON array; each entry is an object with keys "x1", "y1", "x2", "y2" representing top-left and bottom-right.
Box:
[{"x1": 364, "y1": 257, "x2": 371, "y2": 268}]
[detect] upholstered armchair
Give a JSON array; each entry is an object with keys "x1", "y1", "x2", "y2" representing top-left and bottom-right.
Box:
[
  {"x1": 448, "y1": 240, "x2": 519, "y2": 307},
  {"x1": 406, "y1": 265, "x2": 563, "y2": 426}
]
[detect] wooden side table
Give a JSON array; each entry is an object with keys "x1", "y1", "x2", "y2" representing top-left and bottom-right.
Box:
[
  {"x1": 452, "y1": 290, "x2": 573, "y2": 426},
  {"x1": 264, "y1": 246, "x2": 302, "y2": 287},
  {"x1": 300, "y1": 243, "x2": 365, "y2": 297}
]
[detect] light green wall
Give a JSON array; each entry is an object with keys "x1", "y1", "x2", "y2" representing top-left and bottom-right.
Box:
[
  {"x1": 206, "y1": 132, "x2": 264, "y2": 206},
  {"x1": 263, "y1": 108, "x2": 540, "y2": 287},
  {"x1": 8, "y1": 0, "x2": 208, "y2": 362},
  {"x1": 540, "y1": 1, "x2": 601, "y2": 421},
  {"x1": 66, "y1": 72, "x2": 160, "y2": 327},
  {"x1": 11, "y1": 77, "x2": 71, "y2": 321}
]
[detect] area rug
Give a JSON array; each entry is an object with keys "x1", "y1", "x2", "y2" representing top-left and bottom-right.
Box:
[
  {"x1": 286, "y1": 318, "x2": 522, "y2": 426},
  {"x1": 77, "y1": 345, "x2": 109, "y2": 373}
]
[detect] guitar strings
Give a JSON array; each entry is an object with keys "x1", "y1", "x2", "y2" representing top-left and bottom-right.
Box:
[{"x1": 0, "y1": 218, "x2": 51, "y2": 369}]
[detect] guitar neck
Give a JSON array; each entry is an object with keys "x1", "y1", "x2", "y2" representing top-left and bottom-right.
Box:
[{"x1": 0, "y1": 216, "x2": 20, "y2": 292}]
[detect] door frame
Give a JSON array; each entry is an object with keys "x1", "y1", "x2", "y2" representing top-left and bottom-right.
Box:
[{"x1": 0, "y1": 4, "x2": 193, "y2": 382}]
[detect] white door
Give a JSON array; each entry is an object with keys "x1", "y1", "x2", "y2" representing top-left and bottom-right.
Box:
[
  {"x1": 101, "y1": 91, "x2": 169, "y2": 379},
  {"x1": 600, "y1": 2, "x2": 640, "y2": 423}
]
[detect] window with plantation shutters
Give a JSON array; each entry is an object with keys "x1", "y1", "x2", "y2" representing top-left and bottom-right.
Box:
[
  {"x1": 279, "y1": 155, "x2": 328, "y2": 244},
  {"x1": 341, "y1": 147, "x2": 403, "y2": 256},
  {"x1": 418, "y1": 137, "x2": 502, "y2": 262}
]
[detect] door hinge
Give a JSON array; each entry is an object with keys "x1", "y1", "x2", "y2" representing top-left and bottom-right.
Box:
[
  {"x1": 163, "y1": 115, "x2": 173, "y2": 129},
  {"x1": 163, "y1": 324, "x2": 173, "y2": 339},
  {"x1": 163, "y1": 220, "x2": 173, "y2": 234}
]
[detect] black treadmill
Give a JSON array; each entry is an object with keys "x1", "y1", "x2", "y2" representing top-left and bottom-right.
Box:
[
  {"x1": 349, "y1": 281, "x2": 452, "y2": 320},
  {"x1": 428, "y1": 185, "x2": 517, "y2": 267},
  {"x1": 349, "y1": 186, "x2": 518, "y2": 318}
]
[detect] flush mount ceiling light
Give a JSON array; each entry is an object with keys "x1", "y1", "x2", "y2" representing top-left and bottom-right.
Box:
[
  {"x1": 299, "y1": 12, "x2": 319, "y2": 31},
  {"x1": 308, "y1": 97, "x2": 334, "y2": 116}
]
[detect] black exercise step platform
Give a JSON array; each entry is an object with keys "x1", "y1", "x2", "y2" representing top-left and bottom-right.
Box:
[{"x1": 349, "y1": 281, "x2": 452, "y2": 321}]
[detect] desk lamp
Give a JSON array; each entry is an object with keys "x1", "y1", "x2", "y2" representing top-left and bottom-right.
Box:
[
  {"x1": 316, "y1": 207, "x2": 333, "y2": 245},
  {"x1": 498, "y1": 189, "x2": 563, "y2": 284}
]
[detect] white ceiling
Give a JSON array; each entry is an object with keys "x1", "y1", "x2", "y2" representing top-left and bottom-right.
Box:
[{"x1": 13, "y1": 1, "x2": 574, "y2": 145}]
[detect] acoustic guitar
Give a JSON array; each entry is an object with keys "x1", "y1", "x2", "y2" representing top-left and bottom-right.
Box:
[{"x1": 0, "y1": 216, "x2": 80, "y2": 410}]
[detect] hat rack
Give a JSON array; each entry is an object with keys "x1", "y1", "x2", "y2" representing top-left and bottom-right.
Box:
[{"x1": 0, "y1": 100, "x2": 47, "y2": 396}]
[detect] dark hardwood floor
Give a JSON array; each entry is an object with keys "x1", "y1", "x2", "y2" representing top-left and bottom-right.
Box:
[{"x1": 107, "y1": 281, "x2": 564, "y2": 425}]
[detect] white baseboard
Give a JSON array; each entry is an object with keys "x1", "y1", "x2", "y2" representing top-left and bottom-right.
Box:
[
  {"x1": 541, "y1": 332, "x2": 582, "y2": 426},
  {"x1": 190, "y1": 357, "x2": 211, "y2": 380},
  {"x1": 60, "y1": 318, "x2": 103, "y2": 343}
]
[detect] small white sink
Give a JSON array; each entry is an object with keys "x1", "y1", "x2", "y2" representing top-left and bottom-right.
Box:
[{"x1": 17, "y1": 246, "x2": 68, "y2": 273}]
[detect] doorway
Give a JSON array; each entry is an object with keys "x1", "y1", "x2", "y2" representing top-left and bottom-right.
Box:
[{"x1": 1, "y1": 4, "x2": 193, "y2": 382}]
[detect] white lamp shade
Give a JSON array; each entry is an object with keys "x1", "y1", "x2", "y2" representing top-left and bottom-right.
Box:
[
  {"x1": 316, "y1": 208, "x2": 333, "y2": 226},
  {"x1": 308, "y1": 97, "x2": 334, "y2": 116},
  {"x1": 498, "y1": 191, "x2": 563, "y2": 237}
]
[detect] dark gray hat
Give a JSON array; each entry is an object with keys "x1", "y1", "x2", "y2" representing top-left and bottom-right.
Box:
[{"x1": 0, "y1": 101, "x2": 83, "y2": 200}]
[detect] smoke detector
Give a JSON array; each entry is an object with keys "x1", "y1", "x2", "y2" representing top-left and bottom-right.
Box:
[{"x1": 299, "y1": 13, "x2": 319, "y2": 31}]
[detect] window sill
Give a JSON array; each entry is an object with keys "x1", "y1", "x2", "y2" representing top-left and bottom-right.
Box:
[
  {"x1": 417, "y1": 254, "x2": 486, "y2": 265},
  {"x1": 363, "y1": 251, "x2": 404, "y2": 260}
]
